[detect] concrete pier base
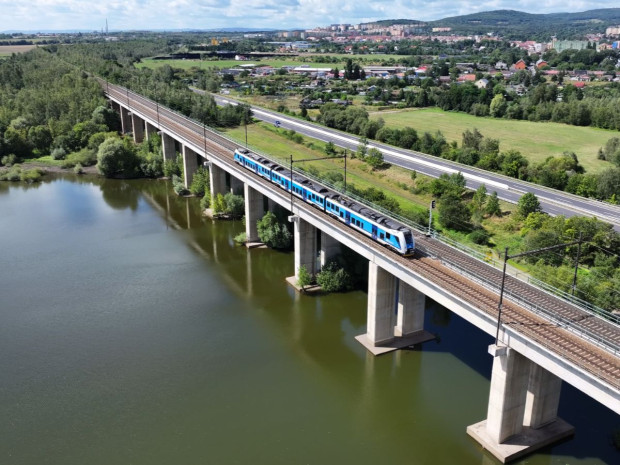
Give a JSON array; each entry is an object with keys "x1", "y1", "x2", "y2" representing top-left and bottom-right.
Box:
[
  {"x1": 467, "y1": 418, "x2": 574, "y2": 463},
  {"x1": 468, "y1": 345, "x2": 573, "y2": 463},
  {"x1": 355, "y1": 331, "x2": 435, "y2": 356}
]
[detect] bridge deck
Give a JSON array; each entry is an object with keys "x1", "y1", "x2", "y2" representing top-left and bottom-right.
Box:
[{"x1": 102, "y1": 81, "x2": 620, "y2": 395}]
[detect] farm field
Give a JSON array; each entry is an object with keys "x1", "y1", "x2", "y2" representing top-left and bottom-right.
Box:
[
  {"x1": 0, "y1": 44, "x2": 37, "y2": 56},
  {"x1": 368, "y1": 107, "x2": 615, "y2": 174}
]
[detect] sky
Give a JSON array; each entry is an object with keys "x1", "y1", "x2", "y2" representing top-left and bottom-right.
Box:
[{"x1": 1, "y1": 0, "x2": 618, "y2": 32}]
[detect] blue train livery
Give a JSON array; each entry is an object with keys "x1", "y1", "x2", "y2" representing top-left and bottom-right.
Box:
[{"x1": 234, "y1": 148, "x2": 415, "y2": 256}]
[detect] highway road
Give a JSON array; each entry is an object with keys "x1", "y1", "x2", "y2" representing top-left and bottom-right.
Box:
[{"x1": 201, "y1": 90, "x2": 620, "y2": 229}]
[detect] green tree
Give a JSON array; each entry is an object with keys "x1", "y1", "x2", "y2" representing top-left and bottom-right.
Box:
[
  {"x1": 485, "y1": 191, "x2": 502, "y2": 217},
  {"x1": 296, "y1": 265, "x2": 313, "y2": 290},
  {"x1": 365, "y1": 147, "x2": 384, "y2": 169},
  {"x1": 489, "y1": 94, "x2": 507, "y2": 117},
  {"x1": 470, "y1": 184, "x2": 488, "y2": 225},
  {"x1": 316, "y1": 261, "x2": 352, "y2": 292},
  {"x1": 212, "y1": 193, "x2": 227, "y2": 214},
  {"x1": 189, "y1": 166, "x2": 210, "y2": 197},
  {"x1": 257, "y1": 211, "x2": 293, "y2": 249},
  {"x1": 356, "y1": 137, "x2": 368, "y2": 159},
  {"x1": 438, "y1": 192, "x2": 471, "y2": 231},
  {"x1": 96, "y1": 137, "x2": 138, "y2": 177},
  {"x1": 223, "y1": 192, "x2": 245, "y2": 217},
  {"x1": 517, "y1": 192, "x2": 541, "y2": 218}
]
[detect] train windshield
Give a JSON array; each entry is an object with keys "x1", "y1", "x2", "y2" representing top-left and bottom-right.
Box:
[{"x1": 404, "y1": 231, "x2": 414, "y2": 249}]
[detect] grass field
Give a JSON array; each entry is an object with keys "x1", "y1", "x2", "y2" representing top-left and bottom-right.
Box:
[
  {"x1": 368, "y1": 107, "x2": 616, "y2": 174},
  {"x1": 136, "y1": 57, "x2": 338, "y2": 70},
  {"x1": 136, "y1": 52, "x2": 401, "y2": 71},
  {"x1": 220, "y1": 120, "x2": 519, "y2": 255},
  {"x1": 221, "y1": 121, "x2": 430, "y2": 214},
  {"x1": 0, "y1": 45, "x2": 37, "y2": 56}
]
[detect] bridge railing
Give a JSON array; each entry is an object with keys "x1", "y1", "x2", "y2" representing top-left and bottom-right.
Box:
[
  {"x1": 437, "y1": 256, "x2": 619, "y2": 358},
  {"x1": 105, "y1": 81, "x2": 620, "y2": 334}
]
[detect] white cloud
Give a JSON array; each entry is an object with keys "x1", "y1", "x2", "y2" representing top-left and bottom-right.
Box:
[{"x1": 0, "y1": 0, "x2": 617, "y2": 31}]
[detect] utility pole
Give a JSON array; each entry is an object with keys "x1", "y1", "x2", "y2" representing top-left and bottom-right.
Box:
[
  {"x1": 494, "y1": 237, "x2": 583, "y2": 347},
  {"x1": 427, "y1": 199, "x2": 435, "y2": 236}
]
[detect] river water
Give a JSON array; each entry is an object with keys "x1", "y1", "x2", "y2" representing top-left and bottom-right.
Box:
[{"x1": 0, "y1": 175, "x2": 616, "y2": 465}]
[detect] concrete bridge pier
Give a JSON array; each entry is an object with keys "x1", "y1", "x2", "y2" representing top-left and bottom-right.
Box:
[
  {"x1": 356, "y1": 263, "x2": 434, "y2": 355},
  {"x1": 320, "y1": 231, "x2": 341, "y2": 269},
  {"x1": 161, "y1": 133, "x2": 176, "y2": 162},
  {"x1": 395, "y1": 280, "x2": 425, "y2": 337},
  {"x1": 120, "y1": 106, "x2": 131, "y2": 134},
  {"x1": 145, "y1": 122, "x2": 157, "y2": 141},
  {"x1": 208, "y1": 162, "x2": 227, "y2": 199},
  {"x1": 467, "y1": 345, "x2": 574, "y2": 463},
  {"x1": 288, "y1": 216, "x2": 317, "y2": 281},
  {"x1": 244, "y1": 184, "x2": 264, "y2": 246},
  {"x1": 230, "y1": 175, "x2": 244, "y2": 195},
  {"x1": 131, "y1": 114, "x2": 145, "y2": 143},
  {"x1": 182, "y1": 145, "x2": 199, "y2": 189}
]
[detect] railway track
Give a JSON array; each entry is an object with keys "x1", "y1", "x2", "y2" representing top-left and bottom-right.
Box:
[{"x1": 102, "y1": 81, "x2": 620, "y2": 391}]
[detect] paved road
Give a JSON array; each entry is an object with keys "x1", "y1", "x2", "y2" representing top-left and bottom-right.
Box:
[{"x1": 202, "y1": 90, "x2": 620, "y2": 229}]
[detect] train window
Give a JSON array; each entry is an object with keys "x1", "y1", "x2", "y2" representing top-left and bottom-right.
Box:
[
  {"x1": 386, "y1": 233, "x2": 391, "y2": 239},
  {"x1": 380, "y1": 233, "x2": 385, "y2": 239}
]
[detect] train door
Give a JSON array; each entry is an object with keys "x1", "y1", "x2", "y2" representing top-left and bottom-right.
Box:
[
  {"x1": 372, "y1": 225, "x2": 378, "y2": 240},
  {"x1": 345, "y1": 211, "x2": 351, "y2": 225}
]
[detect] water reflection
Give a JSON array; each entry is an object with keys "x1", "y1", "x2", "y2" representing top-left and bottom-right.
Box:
[{"x1": 2, "y1": 175, "x2": 613, "y2": 465}]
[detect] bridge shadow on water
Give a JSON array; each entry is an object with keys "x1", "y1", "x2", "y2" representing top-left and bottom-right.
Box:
[{"x1": 135, "y1": 178, "x2": 618, "y2": 465}]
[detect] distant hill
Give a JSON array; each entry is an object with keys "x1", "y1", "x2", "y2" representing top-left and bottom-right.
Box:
[{"x1": 429, "y1": 9, "x2": 620, "y2": 40}]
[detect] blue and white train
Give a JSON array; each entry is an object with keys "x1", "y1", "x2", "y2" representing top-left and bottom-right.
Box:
[{"x1": 233, "y1": 148, "x2": 415, "y2": 256}]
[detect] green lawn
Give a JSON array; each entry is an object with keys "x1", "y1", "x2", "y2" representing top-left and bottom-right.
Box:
[{"x1": 368, "y1": 107, "x2": 616, "y2": 174}]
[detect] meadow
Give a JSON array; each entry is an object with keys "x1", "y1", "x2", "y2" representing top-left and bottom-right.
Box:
[
  {"x1": 0, "y1": 44, "x2": 38, "y2": 57},
  {"x1": 368, "y1": 107, "x2": 615, "y2": 174}
]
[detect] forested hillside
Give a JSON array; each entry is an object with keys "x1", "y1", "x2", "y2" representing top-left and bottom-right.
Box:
[{"x1": 431, "y1": 9, "x2": 620, "y2": 39}]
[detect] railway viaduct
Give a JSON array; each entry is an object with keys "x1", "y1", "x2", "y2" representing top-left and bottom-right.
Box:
[{"x1": 103, "y1": 81, "x2": 619, "y2": 463}]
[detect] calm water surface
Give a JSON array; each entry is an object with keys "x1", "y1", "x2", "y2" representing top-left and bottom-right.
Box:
[{"x1": 0, "y1": 176, "x2": 617, "y2": 465}]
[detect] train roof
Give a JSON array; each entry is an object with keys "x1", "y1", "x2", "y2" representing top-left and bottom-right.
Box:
[{"x1": 237, "y1": 149, "x2": 411, "y2": 233}]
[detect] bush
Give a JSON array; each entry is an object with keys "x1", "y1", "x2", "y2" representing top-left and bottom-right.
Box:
[
  {"x1": 257, "y1": 211, "x2": 293, "y2": 249},
  {"x1": 224, "y1": 192, "x2": 245, "y2": 218},
  {"x1": 200, "y1": 192, "x2": 211, "y2": 210},
  {"x1": 73, "y1": 163, "x2": 84, "y2": 175},
  {"x1": 51, "y1": 147, "x2": 66, "y2": 160},
  {"x1": 234, "y1": 232, "x2": 247, "y2": 244},
  {"x1": 1, "y1": 154, "x2": 18, "y2": 166},
  {"x1": 172, "y1": 174, "x2": 189, "y2": 196},
  {"x1": 316, "y1": 261, "x2": 352, "y2": 292},
  {"x1": 297, "y1": 265, "x2": 313, "y2": 289},
  {"x1": 20, "y1": 168, "x2": 42, "y2": 183},
  {"x1": 468, "y1": 228, "x2": 490, "y2": 245},
  {"x1": 0, "y1": 166, "x2": 42, "y2": 183},
  {"x1": 97, "y1": 138, "x2": 139, "y2": 177},
  {"x1": 163, "y1": 158, "x2": 181, "y2": 178},
  {"x1": 63, "y1": 148, "x2": 97, "y2": 168},
  {"x1": 190, "y1": 166, "x2": 210, "y2": 196},
  {"x1": 0, "y1": 166, "x2": 21, "y2": 181},
  {"x1": 212, "y1": 193, "x2": 226, "y2": 213}
]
